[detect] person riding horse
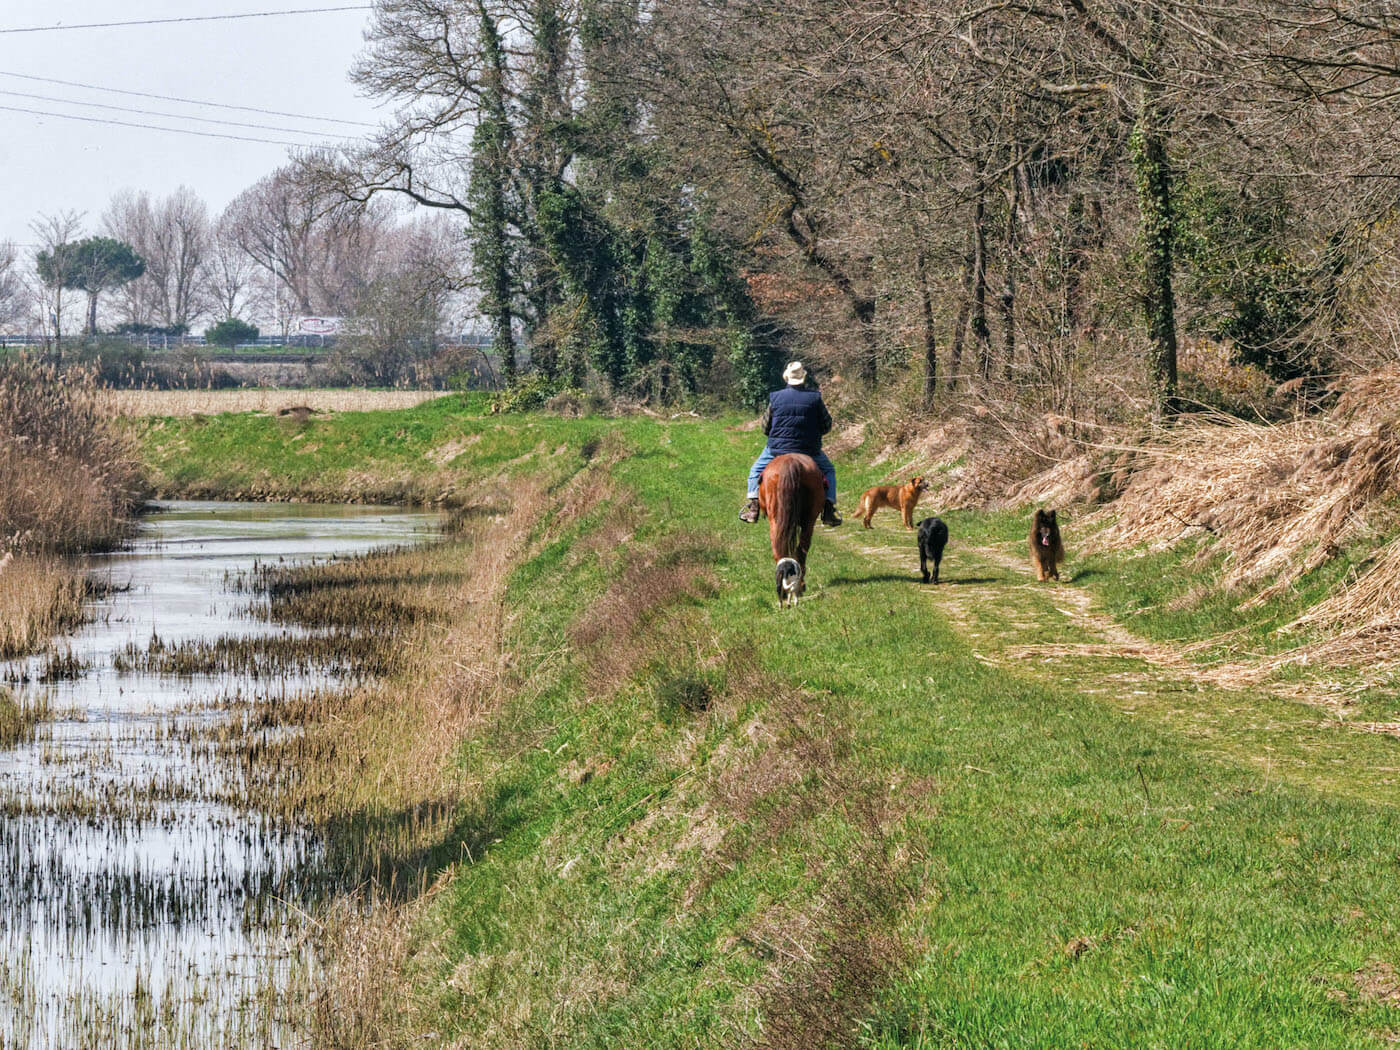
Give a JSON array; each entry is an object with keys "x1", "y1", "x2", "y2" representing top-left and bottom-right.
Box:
[{"x1": 739, "y1": 361, "x2": 841, "y2": 528}]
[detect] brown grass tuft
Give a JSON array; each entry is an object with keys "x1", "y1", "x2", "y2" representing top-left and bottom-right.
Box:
[
  {"x1": 708, "y1": 688, "x2": 923, "y2": 1050},
  {"x1": 0, "y1": 555, "x2": 88, "y2": 658},
  {"x1": 569, "y1": 530, "x2": 722, "y2": 697},
  {"x1": 0, "y1": 360, "x2": 143, "y2": 553}
]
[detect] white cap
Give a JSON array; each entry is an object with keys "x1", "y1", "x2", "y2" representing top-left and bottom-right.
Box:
[{"x1": 783, "y1": 361, "x2": 807, "y2": 385}]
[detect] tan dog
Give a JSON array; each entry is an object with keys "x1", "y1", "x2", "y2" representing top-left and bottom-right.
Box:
[{"x1": 857, "y1": 476, "x2": 930, "y2": 530}]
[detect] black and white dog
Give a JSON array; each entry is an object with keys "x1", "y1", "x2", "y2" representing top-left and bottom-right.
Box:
[
  {"x1": 916, "y1": 516, "x2": 949, "y2": 584},
  {"x1": 775, "y1": 556, "x2": 804, "y2": 607}
]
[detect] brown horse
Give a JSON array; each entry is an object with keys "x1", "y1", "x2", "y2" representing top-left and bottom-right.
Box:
[{"x1": 757, "y1": 453, "x2": 825, "y2": 606}]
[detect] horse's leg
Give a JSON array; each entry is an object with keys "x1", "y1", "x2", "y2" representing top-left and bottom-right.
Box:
[{"x1": 796, "y1": 517, "x2": 814, "y2": 596}]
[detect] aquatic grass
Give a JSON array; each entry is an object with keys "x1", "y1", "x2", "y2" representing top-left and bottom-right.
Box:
[
  {"x1": 0, "y1": 689, "x2": 48, "y2": 748},
  {"x1": 113, "y1": 632, "x2": 395, "y2": 680},
  {"x1": 0, "y1": 501, "x2": 441, "y2": 1048}
]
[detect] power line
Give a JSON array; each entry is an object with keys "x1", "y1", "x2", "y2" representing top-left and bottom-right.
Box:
[
  {"x1": 0, "y1": 6, "x2": 373, "y2": 35},
  {"x1": 0, "y1": 87, "x2": 349, "y2": 137},
  {"x1": 0, "y1": 71, "x2": 378, "y2": 127},
  {"x1": 0, "y1": 102, "x2": 316, "y2": 146}
]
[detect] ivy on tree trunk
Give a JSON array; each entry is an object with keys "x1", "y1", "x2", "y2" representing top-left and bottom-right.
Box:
[{"x1": 1131, "y1": 115, "x2": 1178, "y2": 417}]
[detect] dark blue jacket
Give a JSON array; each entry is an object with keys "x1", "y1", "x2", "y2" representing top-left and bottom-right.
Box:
[{"x1": 762, "y1": 386, "x2": 833, "y2": 454}]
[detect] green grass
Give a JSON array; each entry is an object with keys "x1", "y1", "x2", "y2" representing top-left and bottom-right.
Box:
[{"x1": 146, "y1": 403, "x2": 1400, "y2": 1048}]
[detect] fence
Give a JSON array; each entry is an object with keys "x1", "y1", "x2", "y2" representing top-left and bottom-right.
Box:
[{"x1": 0, "y1": 333, "x2": 494, "y2": 351}]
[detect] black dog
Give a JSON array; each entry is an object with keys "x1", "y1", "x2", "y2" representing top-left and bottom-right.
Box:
[{"x1": 916, "y1": 516, "x2": 949, "y2": 584}]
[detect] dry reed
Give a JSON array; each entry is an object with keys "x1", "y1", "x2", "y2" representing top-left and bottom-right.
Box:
[
  {"x1": 0, "y1": 557, "x2": 88, "y2": 659},
  {"x1": 1089, "y1": 371, "x2": 1400, "y2": 599},
  {"x1": 0, "y1": 360, "x2": 143, "y2": 553}
]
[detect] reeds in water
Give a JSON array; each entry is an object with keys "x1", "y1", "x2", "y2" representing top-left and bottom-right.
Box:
[
  {"x1": 0, "y1": 557, "x2": 88, "y2": 659},
  {"x1": 0, "y1": 359, "x2": 143, "y2": 555}
]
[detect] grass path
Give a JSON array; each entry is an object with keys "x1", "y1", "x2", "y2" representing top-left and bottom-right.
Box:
[
  {"x1": 825, "y1": 513, "x2": 1400, "y2": 806},
  {"x1": 770, "y1": 514, "x2": 1400, "y2": 1047}
]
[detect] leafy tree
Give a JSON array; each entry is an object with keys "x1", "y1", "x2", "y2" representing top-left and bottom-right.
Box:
[
  {"x1": 1178, "y1": 177, "x2": 1313, "y2": 381},
  {"x1": 205, "y1": 318, "x2": 259, "y2": 347},
  {"x1": 38, "y1": 237, "x2": 146, "y2": 336},
  {"x1": 310, "y1": 0, "x2": 774, "y2": 405}
]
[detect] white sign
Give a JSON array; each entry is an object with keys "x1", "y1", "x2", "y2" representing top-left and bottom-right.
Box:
[{"x1": 296, "y1": 316, "x2": 342, "y2": 335}]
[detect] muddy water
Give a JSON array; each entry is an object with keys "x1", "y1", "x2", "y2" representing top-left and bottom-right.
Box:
[{"x1": 0, "y1": 501, "x2": 437, "y2": 1047}]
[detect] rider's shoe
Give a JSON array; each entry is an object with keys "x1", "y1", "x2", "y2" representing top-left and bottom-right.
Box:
[
  {"x1": 821, "y1": 501, "x2": 842, "y2": 527},
  {"x1": 739, "y1": 497, "x2": 760, "y2": 523}
]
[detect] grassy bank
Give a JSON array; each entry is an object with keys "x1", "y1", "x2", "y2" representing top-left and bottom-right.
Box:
[{"x1": 143, "y1": 401, "x2": 1400, "y2": 1048}]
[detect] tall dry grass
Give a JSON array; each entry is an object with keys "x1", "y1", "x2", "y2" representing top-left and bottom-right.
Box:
[
  {"x1": 103, "y1": 388, "x2": 449, "y2": 417},
  {"x1": 1088, "y1": 370, "x2": 1400, "y2": 597},
  {"x1": 0, "y1": 556, "x2": 87, "y2": 659},
  {"x1": 0, "y1": 360, "x2": 143, "y2": 553}
]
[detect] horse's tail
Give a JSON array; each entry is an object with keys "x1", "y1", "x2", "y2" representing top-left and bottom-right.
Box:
[{"x1": 767, "y1": 457, "x2": 807, "y2": 560}]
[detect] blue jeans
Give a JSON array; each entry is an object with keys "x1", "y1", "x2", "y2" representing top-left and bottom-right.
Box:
[{"x1": 746, "y1": 446, "x2": 836, "y2": 503}]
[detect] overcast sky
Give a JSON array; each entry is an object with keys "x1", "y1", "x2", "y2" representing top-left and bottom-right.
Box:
[{"x1": 0, "y1": 2, "x2": 382, "y2": 248}]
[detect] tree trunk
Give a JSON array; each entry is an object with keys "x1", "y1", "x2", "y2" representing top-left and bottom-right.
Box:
[
  {"x1": 1132, "y1": 114, "x2": 1178, "y2": 417},
  {"x1": 1132, "y1": 6, "x2": 1178, "y2": 418},
  {"x1": 948, "y1": 229, "x2": 974, "y2": 391},
  {"x1": 469, "y1": 2, "x2": 516, "y2": 386},
  {"x1": 855, "y1": 296, "x2": 877, "y2": 385},
  {"x1": 491, "y1": 301, "x2": 515, "y2": 386},
  {"x1": 1060, "y1": 192, "x2": 1086, "y2": 340},
  {"x1": 1001, "y1": 171, "x2": 1020, "y2": 381},
  {"x1": 916, "y1": 252, "x2": 937, "y2": 410},
  {"x1": 86, "y1": 291, "x2": 98, "y2": 336},
  {"x1": 970, "y1": 188, "x2": 991, "y2": 380}
]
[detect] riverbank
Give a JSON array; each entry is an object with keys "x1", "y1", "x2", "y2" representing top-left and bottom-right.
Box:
[{"x1": 128, "y1": 397, "x2": 1400, "y2": 1047}]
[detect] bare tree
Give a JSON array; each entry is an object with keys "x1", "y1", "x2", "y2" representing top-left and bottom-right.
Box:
[
  {"x1": 29, "y1": 211, "x2": 84, "y2": 346},
  {"x1": 344, "y1": 216, "x2": 463, "y2": 383},
  {"x1": 224, "y1": 166, "x2": 388, "y2": 319},
  {"x1": 104, "y1": 187, "x2": 211, "y2": 331},
  {"x1": 0, "y1": 242, "x2": 25, "y2": 333},
  {"x1": 204, "y1": 212, "x2": 261, "y2": 323}
]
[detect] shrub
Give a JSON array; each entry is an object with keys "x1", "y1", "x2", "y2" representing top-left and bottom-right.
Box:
[
  {"x1": 112, "y1": 322, "x2": 188, "y2": 337},
  {"x1": 489, "y1": 374, "x2": 558, "y2": 413},
  {"x1": 654, "y1": 671, "x2": 715, "y2": 719},
  {"x1": 205, "y1": 319, "x2": 259, "y2": 347}
]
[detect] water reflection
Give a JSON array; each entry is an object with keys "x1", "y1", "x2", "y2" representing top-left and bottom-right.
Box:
[{"x1": 0, "y1": 501, "x2": 436, "y2": 1047}]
